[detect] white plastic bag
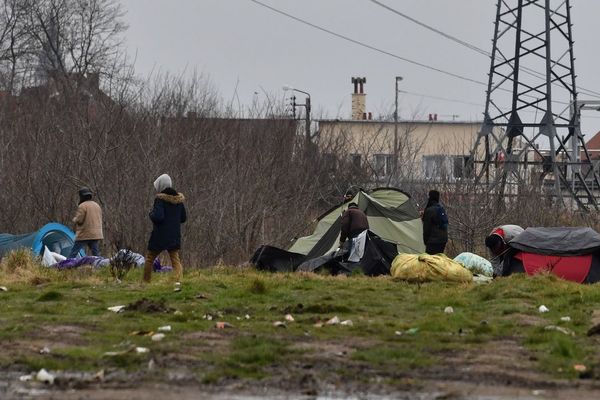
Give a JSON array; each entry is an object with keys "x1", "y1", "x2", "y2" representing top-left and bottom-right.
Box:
[{"x1": 41, "y1": 246, "x2": 56, "y2": 267}]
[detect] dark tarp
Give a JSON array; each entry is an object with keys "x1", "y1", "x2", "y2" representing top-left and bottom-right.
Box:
[
  {"x1": 291, "y1": 231, "x2": 398, "y2": 276},
  {"x1": 249, "y1": 245, "x2": 305, "y2": 273},
  {"x1": 502, "y1": 227, "x2": 600, "y2": 283},
  {"x1": 508, "y1": 227, "x2": 600, "y2": 256}
]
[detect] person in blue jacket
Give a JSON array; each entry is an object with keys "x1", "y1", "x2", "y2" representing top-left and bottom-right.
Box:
[{"x1": 143, "y1": 174, "x2": 187, "y2": 291}]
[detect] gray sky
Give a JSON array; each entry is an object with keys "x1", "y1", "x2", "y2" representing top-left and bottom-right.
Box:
[{"x1": 121, "y1": 0, "x2": 600, "y2": 136}]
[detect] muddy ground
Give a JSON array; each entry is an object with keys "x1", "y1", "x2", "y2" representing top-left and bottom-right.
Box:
[{"x1": 3, "y1": 328, "x2": 600, "y2": 400}]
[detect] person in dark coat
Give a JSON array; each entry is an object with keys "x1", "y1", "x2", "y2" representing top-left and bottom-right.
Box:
[
  {"x1": 422, "y1": 190, "x2": 448, "y2": 255},
  {"x1": 143, "y1": 174, "x2": 187, "y2": 290},
  {"x1": 340, "y1": 202, "x2": 369, "y2": 244}
]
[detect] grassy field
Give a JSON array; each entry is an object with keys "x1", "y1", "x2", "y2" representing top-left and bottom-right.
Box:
[{"x1": 2, "y1": 249, "x2": 600, "y2": 397}]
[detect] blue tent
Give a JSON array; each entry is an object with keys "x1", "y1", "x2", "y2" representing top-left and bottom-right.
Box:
[{"x1": 0, "y1": 222, "x2": 79, "y2": 258}]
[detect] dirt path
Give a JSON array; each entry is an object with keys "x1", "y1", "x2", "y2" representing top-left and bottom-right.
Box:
[{"x1": 4, "y1": 334, "x2": 600, "y2": 400}]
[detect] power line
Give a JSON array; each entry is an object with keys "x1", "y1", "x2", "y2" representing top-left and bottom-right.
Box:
[
  {"x1": 398, "y1": 90, "x2": 483, "y2": 107},
  {"x1": 367, "y1": 0, "x2": 600, "y2": 100},
  {"x1": 248, "y1": 0, "x2": 488, "y2": 87}
]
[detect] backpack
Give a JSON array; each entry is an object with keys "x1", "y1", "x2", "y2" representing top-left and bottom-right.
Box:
[{"x1": 436, "y1": 204, "x2": 448, "y2": 229}]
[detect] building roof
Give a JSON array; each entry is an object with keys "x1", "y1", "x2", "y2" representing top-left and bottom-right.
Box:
[
  {"x1": 585, "y1": 131, "x2": 600, "y2": 150},
  {"x1": 317, "y1": 118, "x2": 482, "y2": 126}
]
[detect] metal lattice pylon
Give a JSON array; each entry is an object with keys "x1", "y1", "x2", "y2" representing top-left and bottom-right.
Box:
[{"x1": 470, "y1": 0, "x2": 600, "y2": 210}]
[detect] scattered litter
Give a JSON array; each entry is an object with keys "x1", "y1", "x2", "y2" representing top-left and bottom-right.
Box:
[
  {"x1": 129, "y1": 330, "x2": 154, "y2": 336},
  {"x1": 326, "y1": 316, "x2": 340, "y2": 325},
  {"x1": 39, "y1": 346, "x2": 51, "y2": 354},
  {"x1": 406, "y1": 328, "x2": 419, "y2": 335},
  {"x1": 174, "y1": 310, "x2": 183, "y2": 316},
  {"x1": 444, "y1": 306, "x2": 454, "y2": 314},
  {"x1": 0, "y1": 286, "x2": 7, "y2": 292},
  {"x1": 394, "y1": 330, "x2": 403, "y2": 336},
  {"x1": 284, "y1": 314, "x2": 295, "y2": 322},
  {"x1": 36, "y1": 368, "x2": 55, "y2": 384},
  {"x1": 538, "y1": 305, "x2": 550, "y2": 313},
  {"x1": 236, "y1": 316, "x2": 241, "y2": 320},
  {"x1": 107, "y1": 305, "x2": 126, "y2": 313},
  {"x1": 560, "y1": 316, "x2": 571, "y2": 322},
  {"x1": 151, "y1": 333, "x2": 165, "y2": 342},
  {"x1": 19, "y1": 374, "x2": 33, "y2": 382},
  {"x1": 532, "y1": 389, "x2": 546, "y2": 396},
  {"x1": 273, "y1": 321, "x2": 287, "y2": 328},
  {"x1": 313, "y1": 322, "x2": 323, "y2": 328},
  {"x1": 574, "y1": 364, "x2": 587, "y2": 372},
  {"x1": 135, "y1": 347, "x2": 150, "y2": 354},
  {"x1": 157, "y1": 325, "x2": 171, "y2": 332},
  {"x1": 544, "y1": 325, "x2": 574, "y2": 336},
  {"x1": 215, "y1": 321, "x2": 234, "y2": 329},
  {"x1": 203, "y1": 314, "x2": 214, "y2": 321},
  {"x1": 340, "y1": 320, "x2": 354, "y2": 326},
  {"x1": 148, "y1": 359, "x2": 155, "y2": 371},
  {"x1": 245, "y1": 314, "x2": 251, "y2": 320},
  {"x1": 195, "y1": 293, "x2": 208, "y2": 299}
]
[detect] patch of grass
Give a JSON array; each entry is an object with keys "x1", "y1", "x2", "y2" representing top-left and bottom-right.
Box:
[
  {"x1": 2, "y1": 267, "x2": 600, "y2": 385},
  {"x1": 37, "y1": 290, "x2": 64, "y2": 302},
  {"x1": 248, "y1": 278, "x2": 267, "y2": 294}
]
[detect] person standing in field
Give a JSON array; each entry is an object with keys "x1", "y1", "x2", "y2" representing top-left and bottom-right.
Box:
[
  {"x1": 143, "y1": 174, "x2": 187, "y2": 291},
  {"x1": 68, "y1": 187, "x2": 103, "y2": 258},
  {"x1": 422, "y1": 189, "x2": 448, "y2": 255}
]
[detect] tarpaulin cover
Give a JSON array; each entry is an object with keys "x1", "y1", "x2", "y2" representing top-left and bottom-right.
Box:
[{"x1": 509, "y1": 227, "x2": 600, "y2": 256}]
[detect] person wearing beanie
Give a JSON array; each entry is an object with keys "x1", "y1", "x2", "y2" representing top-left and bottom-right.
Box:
[
  {"x1": 68, "y1": 187, "x2": 103, "y2": 258},
  {"x1": 143, "y1": 174, "x2": 187, "y2": 290},
  {"x1": 485, "y1": 224, "x2": 524, "y2": 276},
  {"x1": 421, "y1": 189, "x2": 448, "y2": 255}
]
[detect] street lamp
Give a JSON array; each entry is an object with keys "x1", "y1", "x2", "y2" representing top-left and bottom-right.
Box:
[
  {"x1": 394, "y1": 76, "x2": 403, "y2": 181},
  {"x1": 283, "y1": 85, "x2": 312, "y2": 148}
]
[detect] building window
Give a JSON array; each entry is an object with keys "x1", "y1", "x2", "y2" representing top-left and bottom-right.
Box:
[
  {"x1": 423, "y1": 155, "x2": 448, "y2": 180},
  {"x1": 424, "y1": 155, "x2": 473, "y2": 181},
  {"x1": 323, "y1": 153, "x2": 337, "y2": 171},
  {"x1": 374, "y1": 154, "x2": 394, "y2": 176},
  {"x1": 350, "y1": 153, "x2": 361, "y2": 169},
  {"x1": 453, "y1": 155, "x2": 473, "y2": 179}
]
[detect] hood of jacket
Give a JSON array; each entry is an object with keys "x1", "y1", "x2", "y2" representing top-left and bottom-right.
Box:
[{"x1": 156, "y1": 192, "x2": 185, "y2": 204}]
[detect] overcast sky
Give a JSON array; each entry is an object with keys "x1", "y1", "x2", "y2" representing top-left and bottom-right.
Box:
[{"x1": 120, "y1": 0, "x2": 600, "y2": 136}]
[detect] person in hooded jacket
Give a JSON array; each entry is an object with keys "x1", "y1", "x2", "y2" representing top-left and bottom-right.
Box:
[
  {"x1": 68, "y1": 187, "x2": 103, "y2": 258},
  {"x1": 143, "y1": 174, "x2": 187, "y2": 290},
  {"x1": 422, "y1": 189, "x2": 448, "y2": 255}
]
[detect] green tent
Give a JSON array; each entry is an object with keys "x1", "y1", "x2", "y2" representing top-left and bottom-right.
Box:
[{"x1": 289, "y1": 187, "x2": 425, "y2": 258}]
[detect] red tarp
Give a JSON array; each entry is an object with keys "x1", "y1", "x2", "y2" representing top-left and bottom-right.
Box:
[{"x1": 515, "y1": 252, "x2": 592, "y2": 283}]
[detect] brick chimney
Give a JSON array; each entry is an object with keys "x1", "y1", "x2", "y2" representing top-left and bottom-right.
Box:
[{"x1": 351, "y1": 77, "x2": 366, "y2": 120}]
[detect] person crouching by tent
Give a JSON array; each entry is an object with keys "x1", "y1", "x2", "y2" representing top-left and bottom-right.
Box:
[
  {"x1": 68, "y1": 187, "x2": 103, "y2": 258},
  {"x1": 422, "y1": 190, "x2": 448, "y2": 255},
  {"x1": 143, "y1": 174, "x2": 187, "y2": 291},
  {"x1": 339, "y1": 202, "x2": 369, "y2": 258},
  {"x1": 485, "y1": 224, "x2": 524, "y2": 276}
]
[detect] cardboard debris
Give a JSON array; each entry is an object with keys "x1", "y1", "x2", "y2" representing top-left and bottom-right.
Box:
[
  {"x1": 107, "y1": 305, "x2": 126, "y2": 313},
  {"x1": 326, "y1": 316, "x2": 340, "y2": 325}
]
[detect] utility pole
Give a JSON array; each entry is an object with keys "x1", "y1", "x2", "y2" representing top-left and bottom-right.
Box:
[
  {"x1": 394, "y1": 76, "x2": 403, "y2": 181},
  {"x1": 283, "y1": 85, "x2": 312, "y2": 151}
]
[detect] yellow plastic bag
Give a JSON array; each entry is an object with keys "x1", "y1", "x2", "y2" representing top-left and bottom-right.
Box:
[{"x1": 391, "y1": 253, "x2": 473, "y2": 283}]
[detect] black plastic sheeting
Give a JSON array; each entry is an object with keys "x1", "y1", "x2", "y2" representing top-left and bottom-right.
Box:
[
  {"x1": 252, "y1": 231, "x2": 398, "y2": 276},
  {"x1": 509, "y1": 227, "x2": 600, "y2": 256}
]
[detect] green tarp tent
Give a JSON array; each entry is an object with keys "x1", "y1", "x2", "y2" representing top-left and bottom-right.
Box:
[{"x1": 251, "y1": 187, "x2": 425, "y2": 273}]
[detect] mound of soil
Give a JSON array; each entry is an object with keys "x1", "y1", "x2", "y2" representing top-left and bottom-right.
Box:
[{"x1": 124, "y1": 298, "x2": 174, "y2": 313}]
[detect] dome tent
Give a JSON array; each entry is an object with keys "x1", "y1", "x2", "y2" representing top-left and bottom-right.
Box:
[
  {"x1": 251, "y1": 187, "x2": 425, "y2": 274},
  {"x1": 0, "y1": 222, "x2": 80, "y2": 258}
]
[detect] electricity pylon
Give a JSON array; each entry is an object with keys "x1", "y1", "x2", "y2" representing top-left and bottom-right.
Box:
[{"x1": 470, "y1": 0, "x2": 600, "y2": 210}]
